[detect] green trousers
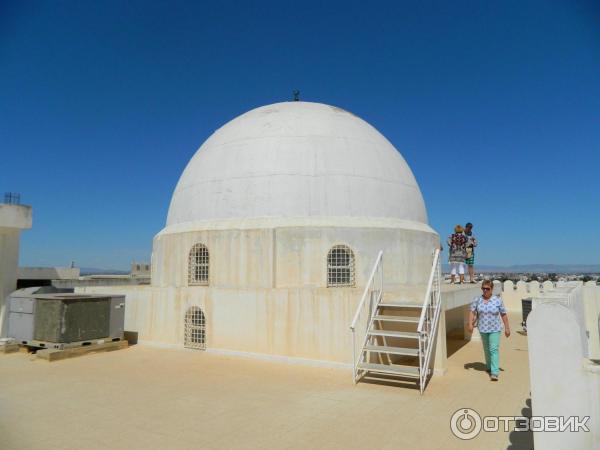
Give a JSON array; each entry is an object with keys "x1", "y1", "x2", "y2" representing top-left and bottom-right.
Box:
[{"x1": 480, "y1": 332, "x2": 501, "y2": 376}]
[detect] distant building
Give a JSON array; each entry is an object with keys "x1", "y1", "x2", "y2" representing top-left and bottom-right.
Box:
[{"x1": 130, "y1": 261, "x2": 150, "y2": 278}]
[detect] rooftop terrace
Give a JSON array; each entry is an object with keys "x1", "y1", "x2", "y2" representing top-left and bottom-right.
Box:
[{"x1": 0, "y1": 313, "x2": 531, "y2": 450}]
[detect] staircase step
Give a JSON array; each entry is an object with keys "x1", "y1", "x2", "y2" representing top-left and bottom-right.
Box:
[
  {"x1": 368, "y1": 330, "x2": 419, "y2": 339},
  {"x1": 378, "y1": 302, "x2": 421, "y2": 309},
  {"x1": 364, "y1": 345, "x2": 418, "y2": 356},
  {"x1": 374, "y1": 314, "x2": 419, "y2": 323},
  {"x1": 357, "y1": 362, "x2": 420, "y2": 378}
]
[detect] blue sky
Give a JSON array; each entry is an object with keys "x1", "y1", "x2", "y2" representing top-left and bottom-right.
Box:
[{"x1": 2, "y1": 0, "x2": 599, "y2": 269}]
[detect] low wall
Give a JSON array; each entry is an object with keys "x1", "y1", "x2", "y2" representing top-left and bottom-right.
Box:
[
  {"x1": 18, "y1": 267, "x2": 80, "y2": 280},
  {"x1": 76, "y1": 285, "x2": 365, "y2": 364},
  {"x1": 54, "y1": 278, "x2": 150, "y2": 288}
]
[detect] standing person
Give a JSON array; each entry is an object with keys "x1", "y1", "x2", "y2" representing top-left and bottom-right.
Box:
[
  {"x1": 447, "y1": 225, "x2": 467, "y2": 284},
  {"x1": 467, "y1": 280, "x2": 510, "y2": 381},
  {"x1": 464, "y1": 222, "x2": 478, "y2": 283}
]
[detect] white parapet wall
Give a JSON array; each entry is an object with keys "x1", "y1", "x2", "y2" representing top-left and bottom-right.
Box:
[
  {"x1": 499, "y1": 279, "x2": 600, "y2": 359},
  {"x1": 499, "y1": 279, "x2": 600, "y2": 314},
  {"x1": 583, "y1": 281, "x2": 600, "y2": 361},
  {"x1": 500, "y1": 280, "x2": 540, "y2": 312},
  {"x1": 527, "y1": 282, "x2": 600, "y2": 450}
]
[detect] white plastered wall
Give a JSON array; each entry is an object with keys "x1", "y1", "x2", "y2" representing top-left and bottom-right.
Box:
[
  {"x1": 79, "y1": 220, "x2": 439, "y2": 365},
  {"x1": 0, "y1": 204, "x2": 32, "y2": 336},
  {"x1": 152, "y1": 218, "x2": 439, "y2": 290},
  {"x1": 77, "y1": 284, "x2": 361, "y2": 363},
  {"x1": 0, "y1": 228, "x2": 20, "y2": 335}
]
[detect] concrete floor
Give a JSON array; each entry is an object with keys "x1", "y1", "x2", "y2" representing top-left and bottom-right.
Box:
[{"x1": 0, "y1": 314, "x2": 532, "y2": 450}]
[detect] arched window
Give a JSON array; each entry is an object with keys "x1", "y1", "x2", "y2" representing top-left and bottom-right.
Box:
[
  {"x1": 327, "y1": 245, "x2": 355, "y2": 287},
  {"x1": 184, "y1": 306, "x2": 206, "y2": 350},
  {"x1": 188, "y1": 244, "x2": 209, "y2": 285}
]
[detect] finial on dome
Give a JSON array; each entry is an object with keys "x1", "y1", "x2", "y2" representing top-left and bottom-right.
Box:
[{"x1": 293, "y1": 90, "x2": 300, "y2": 101}]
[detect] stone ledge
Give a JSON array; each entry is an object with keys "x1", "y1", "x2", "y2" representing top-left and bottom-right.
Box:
[{"x1": 36, "y1": 340, "x2": 128, "y2": 362}]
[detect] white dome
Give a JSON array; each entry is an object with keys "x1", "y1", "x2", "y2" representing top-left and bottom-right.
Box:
[{"x1": 167, "y1": 102, "x2": 427, "y2": 226}]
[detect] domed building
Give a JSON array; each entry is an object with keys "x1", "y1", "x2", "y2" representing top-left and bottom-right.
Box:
[{"x1": 92, "y1": 101, "x2": 440, "y2": 364}]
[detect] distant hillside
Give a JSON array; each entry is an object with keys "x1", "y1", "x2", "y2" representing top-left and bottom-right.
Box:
[
  {"x1": 442, "y1": 264, "x2": 600, "y2": 273},
  {"x1": 79, "y1": 267, "x2": 129, "y2": 276}
]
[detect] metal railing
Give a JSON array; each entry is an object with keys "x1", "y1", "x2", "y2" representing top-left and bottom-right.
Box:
[
  {"x1": 3, "y1": 192, "x2": 20, "y2": 205},
  {"x1": 349, "y1": 250, "x2": 383, "y2": 383},
  {"x1": 417, "y1": 248, "x2": 442, "y2": 394}
]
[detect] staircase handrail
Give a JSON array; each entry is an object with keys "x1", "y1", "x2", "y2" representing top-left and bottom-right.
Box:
[
  {"x1": 350, "y1": 250, "x2": 384, "y2": 331},
  {"x1": 417, "y1": 248, "x2": 442, "y2": 394},
  {"x1": 417, "y1": 248, "x2": 441, "y2": 333},
  {"x1": 349, "y1": 250, "x2": 383, "y2": 383}
]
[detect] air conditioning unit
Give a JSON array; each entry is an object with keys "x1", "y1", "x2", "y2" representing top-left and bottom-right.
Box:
[{"x1": 7, "y1": 290, "x2": 125, "y2": 349}]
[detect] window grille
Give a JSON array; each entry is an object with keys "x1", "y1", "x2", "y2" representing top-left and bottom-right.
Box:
[
  {"x1": 184, "y1": 306, "x2": 206, "y2": 350},
  {"x1": 327, "y1": 245, "x2": 355, "y2": 287},
  {"x1": 188, "y1": 244, "x2": 209, "y2": 285}
]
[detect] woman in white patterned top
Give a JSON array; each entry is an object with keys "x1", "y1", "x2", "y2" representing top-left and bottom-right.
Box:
[{"x1": 467, "y1": 279, "x2": 511, "y2": 381}]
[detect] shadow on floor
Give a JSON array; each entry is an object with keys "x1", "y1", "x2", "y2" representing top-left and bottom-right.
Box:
[
  {"x1": 447, "y1": 337, "x2": 470, "y2": 358},
  {"x1": 507, "y1": 398, "x2": 533, "y2": 450},
  {"x1": 463, "y1": 362, "x2": 505, "y2": 372},
  {"x1": 463, "y1": 362, "x2": 488, "y2": 372}
]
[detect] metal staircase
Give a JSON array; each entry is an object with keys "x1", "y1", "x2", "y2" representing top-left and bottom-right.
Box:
[{"x1": 350, "y1": 249, "x2": 442, "y2": 394}]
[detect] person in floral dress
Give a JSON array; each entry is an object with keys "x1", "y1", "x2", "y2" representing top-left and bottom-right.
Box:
[{"x1": 447, "y1": 225, "x2": 467, "y2": 284}]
